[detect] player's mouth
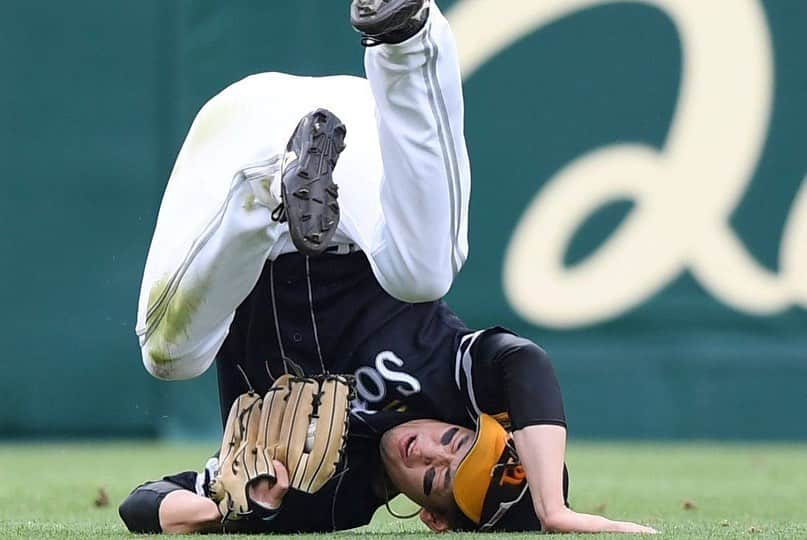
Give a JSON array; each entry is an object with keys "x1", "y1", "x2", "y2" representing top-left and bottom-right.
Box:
[{"x1": 399, "y1": 434, "x2": 416, "y2": 466}]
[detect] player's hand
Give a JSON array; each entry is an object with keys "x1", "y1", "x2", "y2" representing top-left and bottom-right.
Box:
[
  {"x1": 608, "y1": 520, "x2": 658, "y2": 534},
  {"x1": 247, "y1": 460, "x2": 289, "y2": 511}
]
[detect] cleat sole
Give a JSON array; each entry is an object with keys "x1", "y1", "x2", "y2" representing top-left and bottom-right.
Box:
[{"x1": 280, "y1": 108, "x2": 346, "y2": 257}]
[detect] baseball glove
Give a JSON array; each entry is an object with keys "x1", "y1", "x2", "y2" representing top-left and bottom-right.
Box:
[{"x1": 210, "y1": 374, "x2": 354, "y2": 521}]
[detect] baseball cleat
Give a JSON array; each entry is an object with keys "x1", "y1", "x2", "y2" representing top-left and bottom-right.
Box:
[
  {"x1": 351, "y1": 0, "x2": 430, "y2": 46},
  {"x1": 279, "y1": 108, "x2": 346, "y2": 257}
]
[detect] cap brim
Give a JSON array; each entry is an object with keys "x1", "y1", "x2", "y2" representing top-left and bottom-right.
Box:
[{"x1": 452, "y1": 414, "x2": 508, "y2": 525}]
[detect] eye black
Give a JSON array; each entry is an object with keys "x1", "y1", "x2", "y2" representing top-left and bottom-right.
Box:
[{"x1": 423, "y1": 468, "x2": 436, "y2": 496}]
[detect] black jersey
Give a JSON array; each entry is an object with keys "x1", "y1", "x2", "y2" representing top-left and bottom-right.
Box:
[
  {"x1": 214, "y1": 251, "x2": 566, "y2": 532},
  {"x1": 216, "y1": 251, "x2": 478, "y2": 429}
]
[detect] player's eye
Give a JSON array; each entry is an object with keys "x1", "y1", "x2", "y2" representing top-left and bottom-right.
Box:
[{"x1": 454, "y1": 433, "x2": 471, "y2": 454}]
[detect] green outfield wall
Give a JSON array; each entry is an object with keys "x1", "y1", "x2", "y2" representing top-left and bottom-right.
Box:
[{"x1": 2, "y1": 1, "x2": 804, "y2": 440}]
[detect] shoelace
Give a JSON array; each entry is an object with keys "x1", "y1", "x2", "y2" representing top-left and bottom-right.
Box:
[
  {"x1": 360, "y1": 36, "x2": 383, "y2": 47},
  {"x1": 271, "y1": 202, "x2": 287, "y2": 223}
]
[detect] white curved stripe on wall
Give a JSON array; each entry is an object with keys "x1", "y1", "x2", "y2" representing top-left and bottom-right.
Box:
[{"x1": 448, "y1": 0, "x2": 806, "y2": 328}]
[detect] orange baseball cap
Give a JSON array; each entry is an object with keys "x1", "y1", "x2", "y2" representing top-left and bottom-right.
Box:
[{"x1": 452, "y1": 414, "x2": 569, "y2": 531}]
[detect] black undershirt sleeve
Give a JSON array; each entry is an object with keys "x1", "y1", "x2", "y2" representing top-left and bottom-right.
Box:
[
  {"x1": 119, "y1": 480, "x2": 187, "y2": 534},
  {"x1": 467, "y1": 330, "x2": 566, "y2": 431}
]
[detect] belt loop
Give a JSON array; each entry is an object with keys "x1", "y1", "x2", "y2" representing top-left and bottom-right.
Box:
[{"x1": 326, "y1": 243, "x2": 356, "y2": 255}]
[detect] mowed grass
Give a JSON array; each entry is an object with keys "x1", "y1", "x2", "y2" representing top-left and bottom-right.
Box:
[{"x1": 1, "y1": 442, "x2": 805, "y2": 539}]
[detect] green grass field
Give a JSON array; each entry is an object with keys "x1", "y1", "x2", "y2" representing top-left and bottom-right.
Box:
[{"x1": 1, "y1": 442, "x2": 805, "y2": 539}]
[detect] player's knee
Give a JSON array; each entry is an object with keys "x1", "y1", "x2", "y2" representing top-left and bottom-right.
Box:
[
  {"x1": 408, "y1": 279, "x2": 451, "y2": 302},
  {"x1": 142, "y1": 347, "x2": 179, "y2": 381},
  {"x1": 142, "y1": 347, "x2": 208, "y2": 381},
  {"x1": 386, "y1": 272, "x2": 453, "y2": 303}
]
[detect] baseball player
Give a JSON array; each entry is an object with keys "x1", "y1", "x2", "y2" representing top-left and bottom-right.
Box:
[{"x1": 131, "y1": 0, "x2": 656, "y2": 534}]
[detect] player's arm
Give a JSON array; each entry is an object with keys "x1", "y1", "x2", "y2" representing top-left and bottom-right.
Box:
[
  {"x1": 120, "y1": 466, "x2": 289, "y2": 534},
  {"x1": 158, "y1": 491, "x2": 222, "y2": 534},
  {"x1": 135, "y1": 85, "x2": 280, "y2": 381},
  {"x1": 513, "y1": 425, "x2": 655, "y2": 534},
  {"x1": 461, "y1": 331, "x2": 656, "y2": 533},
  {"x1": 119, "y1": 480, "x2": 222, "y2": 534}
]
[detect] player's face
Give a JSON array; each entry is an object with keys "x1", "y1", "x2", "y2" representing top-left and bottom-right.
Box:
[{"x1": 380, "y1": 419, "x2": 474, "y2": 511}]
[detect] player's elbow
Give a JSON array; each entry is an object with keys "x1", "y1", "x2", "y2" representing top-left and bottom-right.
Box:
[
  {"x1": 540, "y1": 511, "x2": 565, "y2": 533},
  {"x1": 539, "y1": 506, "x2": 579, "y2": 533},
  {"x1": 119, "y1": 485, "x2": 161, "y2": 534}
]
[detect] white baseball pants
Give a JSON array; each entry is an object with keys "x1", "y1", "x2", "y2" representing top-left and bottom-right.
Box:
[{"x1": 136, "y1": 3, "x2": 470, "y2": 380}]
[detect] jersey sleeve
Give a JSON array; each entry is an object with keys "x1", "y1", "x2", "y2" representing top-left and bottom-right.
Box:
[{"x1": 454, "y1": 328, "x2": 567, "y2": 431}]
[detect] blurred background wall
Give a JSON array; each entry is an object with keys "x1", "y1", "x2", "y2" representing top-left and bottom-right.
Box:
[{"x1": 1, "y1": 0, "x2": 804, "y2": 440}]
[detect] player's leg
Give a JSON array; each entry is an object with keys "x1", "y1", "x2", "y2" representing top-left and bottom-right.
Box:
[
  {"x1": 354, "y1": 0, "x2": 471, "y2": 302},
  {"x1": 136, "y1": 75, "x2": 302, "y2": 381}
]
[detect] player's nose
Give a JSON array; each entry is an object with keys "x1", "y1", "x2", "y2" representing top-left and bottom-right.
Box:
[{"x1": 421, "y1": 445, "x2": 452, "y2": 466}]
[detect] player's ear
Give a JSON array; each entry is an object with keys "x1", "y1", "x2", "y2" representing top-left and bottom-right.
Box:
[{"x1": 419, "y1": 508, "x2": 450, "y2": 532}]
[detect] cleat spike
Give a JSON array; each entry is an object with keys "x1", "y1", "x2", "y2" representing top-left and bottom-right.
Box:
[{"x1": 351, "y1": 0, "x2": 429, "y2": 46}]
